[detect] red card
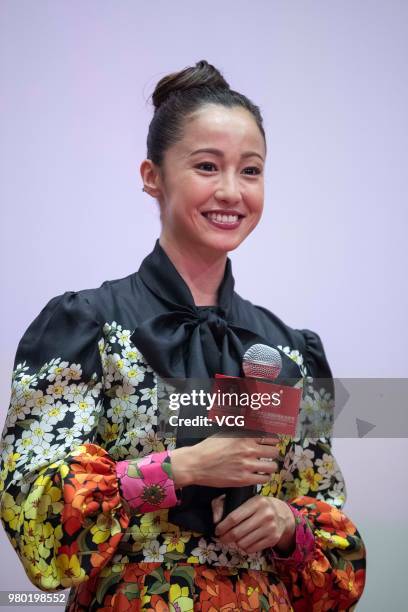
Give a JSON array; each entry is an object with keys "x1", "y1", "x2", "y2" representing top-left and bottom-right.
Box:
[{"x1": 208, "y1": 374, "x2": 302, "y2": 437}]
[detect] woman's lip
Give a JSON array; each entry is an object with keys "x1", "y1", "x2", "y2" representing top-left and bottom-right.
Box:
[
  {"x1": 201, "y1": 213, "x2": 243, "y2": 230},
  {"x1": 202, "y1": 210, "x2": 245, "y2": 216}
]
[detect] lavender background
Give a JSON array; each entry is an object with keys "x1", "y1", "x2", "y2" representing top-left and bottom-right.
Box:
[{"x1": 1, "y1": 1, "x2": 407, "y2": 610}]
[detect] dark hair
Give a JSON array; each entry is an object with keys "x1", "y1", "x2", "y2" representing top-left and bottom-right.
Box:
[{"x1": 146, "y1": 60, "x2": 266, "y2": 167}]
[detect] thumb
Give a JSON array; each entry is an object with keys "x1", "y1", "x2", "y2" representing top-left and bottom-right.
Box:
[{"x1": 211, "y1": 494, "x2": 226, "y2": 524}]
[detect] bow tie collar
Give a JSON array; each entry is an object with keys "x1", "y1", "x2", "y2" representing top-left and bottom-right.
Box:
[
  {"x1": 130, "y1": 240, "x2": 267, "y2": 379},
  {"x1": 130, "y1": 239, "x2": 302, "y2": 382}
]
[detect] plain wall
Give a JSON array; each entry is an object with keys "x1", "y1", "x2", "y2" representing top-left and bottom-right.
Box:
[{"x1": 1, "y1": 1, "x2": 407, "y2": 610}]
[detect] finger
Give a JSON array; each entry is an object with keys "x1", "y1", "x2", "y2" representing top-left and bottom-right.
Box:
[
  {"x1": 215, "y1": 495, "x2": 259, "y2": 537},
  {"x1": 247, "y1": 473, "x2": 272, "y2": 486},
  {"x1": 256, "y1": 436, "x2": 280, "y2": 446},
  {"x1": 236, "y1": 526, "x2": 271, "y2": 550},
  {"x1": 254, "y1": 444, "x2": 280, "y2": 460},
  {"x1": 241, "y1": 535, "x2": 273, "y2": 554},
  {"x1": 251, "y1": 459, "x2": 279, "y2": 474},
  {"x1": 219, "y1": 512, "x2": 265, "y2": 544}
]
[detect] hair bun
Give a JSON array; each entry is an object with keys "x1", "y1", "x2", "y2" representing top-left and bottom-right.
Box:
[{"x1": 151, "y1": 60, "x2": 230, "y2": 111}]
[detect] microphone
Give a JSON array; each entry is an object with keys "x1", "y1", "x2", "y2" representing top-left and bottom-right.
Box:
[
  {"x1": 243, "y1": 343, "x2": 282, "y2": 380},
  {"x1": 221, "y1": 343, "x2": 283, "y2": 519}
]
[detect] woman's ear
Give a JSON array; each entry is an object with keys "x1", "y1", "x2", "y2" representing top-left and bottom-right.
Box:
[{"x1": 140, "y1": 159, "x2": 163, "y2": 199}]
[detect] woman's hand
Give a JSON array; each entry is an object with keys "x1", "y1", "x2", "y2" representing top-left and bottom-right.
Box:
[
  {"x1": 211, "y1": 494, "x2": 296, "y2": 555},
  {"x1": 170, "y1": 435, "x2": 280, "y2": 489}
]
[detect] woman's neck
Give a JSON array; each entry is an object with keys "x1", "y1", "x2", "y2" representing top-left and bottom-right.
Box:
[{"x1": 159, "y1": 236, "x2": 227, "y2": 306}]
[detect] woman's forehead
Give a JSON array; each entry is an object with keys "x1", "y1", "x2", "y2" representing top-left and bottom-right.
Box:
[{"x1": 178, "y1": 106, "x2": 265, "y2": 154}]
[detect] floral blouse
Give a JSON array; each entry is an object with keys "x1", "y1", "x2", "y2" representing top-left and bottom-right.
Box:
[{"x1": 0, "y1": 244, "x2": 366, "y2": 611}]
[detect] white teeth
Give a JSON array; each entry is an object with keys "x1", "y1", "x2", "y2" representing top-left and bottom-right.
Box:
[{"x1": 205, "y1": 212, "x2": 240, "y2": 223}]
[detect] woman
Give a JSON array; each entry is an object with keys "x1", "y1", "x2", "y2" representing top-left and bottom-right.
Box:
[{"x1": 0, "y1": 60, "x2": 366, "y2": 611}]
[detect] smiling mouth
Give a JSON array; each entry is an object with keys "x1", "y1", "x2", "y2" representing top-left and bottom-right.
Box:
[
  {"x1": 201, "y1": 212, "x2": 244, "y2": 224},
  {"x1": 201, "y1": 211, "x2": 245, "y2": 230}
]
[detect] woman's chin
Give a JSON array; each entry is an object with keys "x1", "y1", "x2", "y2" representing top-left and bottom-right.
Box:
[{"x1": 200, "y1": 235, "x2": 243, "y2": 255}]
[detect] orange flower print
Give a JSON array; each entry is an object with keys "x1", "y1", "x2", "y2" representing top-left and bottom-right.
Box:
[{"x1": 334, "y1": 564, "x2": 366, "y2": 600}]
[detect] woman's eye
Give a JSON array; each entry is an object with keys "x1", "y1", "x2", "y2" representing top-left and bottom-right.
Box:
[
  {"x1": 195, "y1": 163, "x2": 262, "y2": 175},
  {"x1": 196, "y1": 162, "x2": 217, "y2": 172},
  {"x1": 243, "y1": 167, "x2": 262, "y2": 175}
]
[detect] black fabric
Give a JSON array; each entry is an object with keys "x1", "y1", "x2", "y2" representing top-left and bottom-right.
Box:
[
  {"x1": 130, "y1": 239, "x2": 302, "y2": 382},
  {"x1": 128, "y1": 240, "x2": 303, "y2": 535}
]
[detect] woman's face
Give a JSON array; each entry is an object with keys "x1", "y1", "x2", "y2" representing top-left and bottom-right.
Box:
[{"x1": 151, "y1": 104, "x2": 266, "y2": 258}]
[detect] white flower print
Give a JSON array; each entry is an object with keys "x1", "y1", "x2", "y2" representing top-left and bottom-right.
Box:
[
  {"x1": 142, "y1": 406, "x2": 157, "y2": 429},
  {"x1": 6, "y1": 386, "x2": 32, "y2": 428},
  {"x1": 73, "y1": 411, "x2": 97, "y2": 433},
  {"x1": 46, "y1": 361, "x2": 70, "y2": 382},
  {"x1": 0, "y1": 434, "x2": 15, "y2": 457},
  {"x1": 32, "y1": 400, "x2": 69, "y2": 426},
  {"x1": 142, "y1": 540, "x2": 167, "y2": 562},
  {"x1": 316, "y1": 452, "x2": 337, "y2": 478},
  {"x1": 107, "y1": 384, "x2": 140, "y2": 421},
  {"x1": 107, "y1": 398, "x2": 129, "y2": 423},
  {"x1": 318, "y1": 476, "x2": 332, "y2": 491},
  {"x1": 29, "y1": 421, "x2": 54, "y2": 445},
  {"x1": 244, "y1": 551, "x2": 263, "y2": 570},
  {"x1": 312, "y1": 388, "x2": 334, "y2": 417},
  {"x1": 140, "y1": 386, "x2": 157, "y2": 404},
  {"x1": 111, "y1": 353, "x2": 130, "y2": 372},
  {"x1": 214, "y1": 548, "x2": 244, "y2": 568},
  {"x1": 215, "y1": 541, "x2": 248, "y2": 567},
  {"x1": 27, "y1": 389, "x2": 52, "y2": 413},
  {"x1": 19, "y1": 373, "x2": 38, "y2": 388},
  {"x1": 63, "y1": 382, "x2": 93, "y2": 402},
  {"x1": 213, "y1": 553, "x2": 230, "y2": 566},
  {"x1": 276, "y1": 468, "x2": 293, "y2": 487},
  {"x1": 23, "y1": 445, "x2": 62, "y2": 471},
  {"x1": 127, "y1": 402, "x2": 149, "y2": 422},
  {"x1": 16, "y1": 422, "x2": 53, "y2": 457},
  {"x1": 191, "y1": 538, "x2": 218, "y2": 563},
  {"x1": 291, "y1": 436, "x2": 310, "y2": 448},
  {"x1": 277, "y1": 344, "x2": 307, "y2": 376},
  {"x1": 138, "y1": 431, "x2": 164, "y2": 454},
  {"x1": 61, "y1": 363, "x2": 82, "y2": 381},
  {"x1": 46, "y1": 379, "x2": 68, "y2": 399},
  {"x1": 118, "y1": 429, "x2": 140, "y2": 449},
  {"x1": 326, "y1": 480, "x2": 346, "y2": 506},
  {"x1": 301, "y1": 394, "x2": 320, "y2": 420},
  {"x1": 122, "y1": 363, "x2": 145, "y2": 386},
  {"x1": 116, "y1": 328, "x2": 132, "y2": 347},
  {"x1": 292, "y1": 444, "x2": 315, "y2": 472},
  {"x1": 55, "y1": 425, "x2": 85, "y2": 444},
  {"x1": 115, "y1": 382, "x2": 137, "y2": 400},
  {"x1": 100, "y1": 353, "x2": 116, "y2": 387},
  {"x1": 71, "y1": 394, "x2": 97, "y2": 416},
  {"x1": 123, "y1": 346, "x2": 144, "y2": 363},
  {"x1": 103, "y1": 321, "x2": 121, "y2": 345},
  {"x1": 15, "y1": 431, "x2": 35, "y2": 456}
]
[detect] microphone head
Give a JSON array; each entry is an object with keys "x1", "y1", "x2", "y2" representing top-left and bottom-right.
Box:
[{"x1": 242, "y1": 343, "x2": 282, "y2": 380}]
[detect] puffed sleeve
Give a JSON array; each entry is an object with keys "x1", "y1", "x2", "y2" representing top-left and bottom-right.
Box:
[
  {"x1": 265, "y1": 329, "x2": 366, "y2": 611},
  {"x1": 0, "y1": 291, "x2": 178, "y2": 592}
]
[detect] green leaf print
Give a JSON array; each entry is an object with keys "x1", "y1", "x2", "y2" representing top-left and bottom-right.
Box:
[{"x1": 96, "y1": 572, "x2": 123, "y2": 605}]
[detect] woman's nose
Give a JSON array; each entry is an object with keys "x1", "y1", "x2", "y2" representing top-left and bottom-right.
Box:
[{"x1": 214, "y1": 173, "x2": 242, "y2": 203}]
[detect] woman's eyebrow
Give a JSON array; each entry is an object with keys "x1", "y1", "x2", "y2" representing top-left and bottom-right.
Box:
[{"x1": 189, "y1": 147, "x2": 264, "y2": 161}]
